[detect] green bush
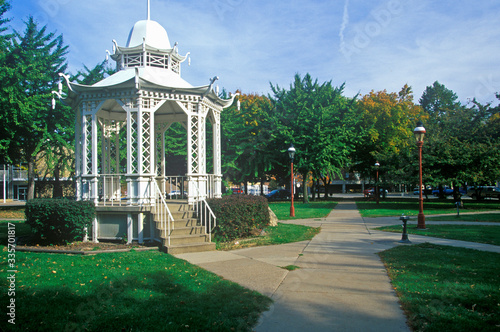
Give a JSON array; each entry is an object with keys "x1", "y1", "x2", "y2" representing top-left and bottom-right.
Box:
[
  {"x1": 25, "y1": 199, "x2": 95, "y2": 244},
  {"x1": 207, "y1": 195, "x2": 270, "y2": 242}
]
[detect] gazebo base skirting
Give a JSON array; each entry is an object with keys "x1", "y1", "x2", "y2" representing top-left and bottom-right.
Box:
[{"x1": 89, "y1": 198, "x2": 216, "y2": 255}]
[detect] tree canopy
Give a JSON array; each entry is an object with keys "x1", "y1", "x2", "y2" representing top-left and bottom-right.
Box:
[
  {"x1": 269, "y1": 73, "x2": 360, "y2": 201},
  {"x1": 0, "y1": 16, "x2": 69, "y2": 199},
  {"x1": 1, "y1": 2, "x2": 499, "y2": 200}
]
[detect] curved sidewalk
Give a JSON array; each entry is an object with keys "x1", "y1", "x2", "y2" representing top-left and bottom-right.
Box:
[{"x1": 175, "y1": 202, "x2": 499, "y2": 331}]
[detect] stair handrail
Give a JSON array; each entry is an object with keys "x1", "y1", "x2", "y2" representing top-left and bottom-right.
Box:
[
  {"x1": 150, "y1": 178, "x2": 174, "y2": 246},
  {"x1": 191, "y1": 184, "x2": 217, "y2": 242}
]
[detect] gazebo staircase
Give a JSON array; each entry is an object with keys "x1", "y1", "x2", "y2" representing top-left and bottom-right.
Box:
[{"x1": 153, "y1": 201, "x2": 216, "y2": 254}]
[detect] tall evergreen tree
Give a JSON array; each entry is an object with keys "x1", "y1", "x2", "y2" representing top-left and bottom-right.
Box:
[
  {"x1": 0, "y1": 0, "x2": 12, "y2": 163},
  {"x1": 1, "y1": 16, "x2": 68, "y2": 199}
]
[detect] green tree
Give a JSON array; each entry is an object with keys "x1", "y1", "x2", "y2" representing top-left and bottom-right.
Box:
[
  {"x1": 221, "y1": 91, "x2": 274, "y2": 193},
  {"x1": 418, "y1": 82, "x2": 500, "y2": 198},
  {"x1": 1, "y1": 16, "x2": 68, "y2": 199},
  {"x1": 0, "y1": 0, "x2": 12, "y2": 162},
  {"x1": 72, "y1": 59, "x2": 115, "y2": 85},
  {"x1": 270, "y1": 73, "x2": 359, "y2": 202},
  {"x1": 352, "y1": 85, "x2": 423, "y2": 187}
]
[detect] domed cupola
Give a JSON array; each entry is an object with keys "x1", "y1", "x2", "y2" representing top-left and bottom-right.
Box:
[
  {"x1": 126, "y1": 19, "x2": 171, "y2": 49},
  {"x1": 111, "y1": 17, "x2": 188, "y2": 75}
]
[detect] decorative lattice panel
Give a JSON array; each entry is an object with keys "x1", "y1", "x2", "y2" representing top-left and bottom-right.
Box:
[
  {"x1": 141, "y1": 98, "x2": 162, "y2": 109},
  {"x1": 130, "y1": 112, "x2": 138, "y2": 174},
  {"x1": 146, "y1": 52, "x2": 169, "y2": 69},
  {"x1": 142, "y1": 111, "x2": 151, "y2": 173},
  {"x1": 124, "y1": 53, "x2": 144, "y2": 67},
  {"x1": 171, "y1": 60, "x2": 180, "y2": 74},
  {"x1": 84, "y1": 114, "x2": 93, "y2": 174},
  {"x1": 190, "y1": 114, "x2": 199, "y2": 174}
]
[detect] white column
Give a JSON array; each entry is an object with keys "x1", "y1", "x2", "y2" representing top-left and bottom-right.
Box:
[
  {"x1": 186, "y1": 107, "x2": 195, "y2": 203},
  {"x1": 126, "y1": 108, "x2": 137, "y2": 203},
  {"x1": 138, "y1": 212, "x2": 144, "y2": 244},
  {"x1": 91, "y1": 113, "x2": 99, "y2": 204},
  {"x1": 75, "y1": 110, "x2": 83, "y2": 200},
  {"x1": 212, "y1": 111, "x2": 222, "y2": 198},
  {"x1": 93, "y1": 217, "x2": 98, "y2": 243},
  {"x1": 127, "y1": 213, "x2": 133, "y2": 244}
]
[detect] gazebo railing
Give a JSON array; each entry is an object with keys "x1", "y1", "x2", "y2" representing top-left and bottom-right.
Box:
[
  {"x1": 85, "y1": 173, "x2": 219, "y2": 206},
  {"x1": 191, "y1": 182, "x2": 217, "y2": 242},
  {"x1": 160, "y1": 175, "x2": 217, "y2": 200},
  {"x1": 150, "y1": 178, "x2": 174, "y2": 246},
  {"x1": 100, "y1": 174, "x2": 124, "y2": 206}
]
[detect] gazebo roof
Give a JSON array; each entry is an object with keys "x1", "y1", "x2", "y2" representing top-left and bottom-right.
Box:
[
  {"x1": 63, "y1": 67, "x2": 233, "y2": 107},
  {"x1": 61, "y1": 14, "x2": 236, "y2": 108},
  {"x1": 126, "y1": 19, "x2": 171, "y2": 49}
]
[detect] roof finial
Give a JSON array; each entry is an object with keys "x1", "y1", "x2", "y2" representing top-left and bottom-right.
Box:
[{"x1": 147, "y1": 0, "x2": 151, "y2": 20}]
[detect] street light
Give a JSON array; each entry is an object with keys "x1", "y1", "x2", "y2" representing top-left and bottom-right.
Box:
[
  {"x1": 288, "y1": 144, "x2": 296, "y2": 217},
  {"x1": 375, "y1": 161, "x2": 380, "y2": 205},
  {"x1": 414, "y1": 121, "x2": 426, "y2": 229}
]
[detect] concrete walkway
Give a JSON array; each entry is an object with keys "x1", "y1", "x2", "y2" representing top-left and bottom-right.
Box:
[{"x1": 175, "y1": 202, "x2": 500, "y2": 331}]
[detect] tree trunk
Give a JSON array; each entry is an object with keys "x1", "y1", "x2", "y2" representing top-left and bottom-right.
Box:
[
  {"x1": 27, "y1": 158, "x2": 36, "y2": 200},
  {"x1": 53, "y1": 165, "x2": 63, "y2": 198},
  {"x1": 311, "y1": 180, "x2": 317, "y2": 201},
  {"x1": 302, "y1": 171, "x2": 309, "y2": 203}
]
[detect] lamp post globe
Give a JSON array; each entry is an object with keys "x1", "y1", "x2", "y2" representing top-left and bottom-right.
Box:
[{"x1": 413, "y1": 121, "x2": 426, "y2": 229}]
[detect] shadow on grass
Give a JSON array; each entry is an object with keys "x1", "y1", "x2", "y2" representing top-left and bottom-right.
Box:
[{"x1": 0, "y1": 252, "x2": 272, "y2": 332}]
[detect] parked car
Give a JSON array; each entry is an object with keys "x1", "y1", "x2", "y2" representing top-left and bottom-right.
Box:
[
  {"x1": 413, "y1": 186, "x2": 433, "y2": 195},
  {"x1": 364, "y1": 187, "x2": 388, "y2": 197},
  {"x1": 230, "y1": 188, "x2": 244, "y2": 194},
  {"x1": 167, "y1": 190, "x2": 187, "y2": 199},
  {"x1": 432, "y1": 187, "x2": 453, "y2": 196},
  {"x1": 467, "y1": 186, "x2": 500, "y2": 200},
  {"x1": 265, "y1": 189, "x2": 291, "y2": 201}
]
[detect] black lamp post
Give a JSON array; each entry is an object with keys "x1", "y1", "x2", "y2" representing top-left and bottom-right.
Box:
[
  {"x1": 414, "y1": 121, "x2": 426, "y2": 229},
  {"x1": 375, "y1": 161, "x2": 380, "y2": 205},
  {"x1": 288, "y1": 144, "x2": 296, "y2": 217}
]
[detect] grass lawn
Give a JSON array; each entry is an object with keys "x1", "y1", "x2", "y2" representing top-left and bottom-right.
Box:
[
  {"x1": 426, "y1": 213, "x2": 500, "y2": 222},
  {"x1": 216, "y1": 222, "x2": 321, "y2": 250},
  {"x1": 357, "y1": 200, "x2": 500, "y2": 218},
  {"x1": 375, "y1": 224, "x2": 500, "y2": 246},
  {"x1": 379, "y1": 243, "x2": 500, "y2": 332},
  {"x1": 0, "y1": 249, "x2": 272, "y2": 331},
  {"x1": 269, "y1": 201, "x2": 337, "y2": 220},
  {"x1": 0, "y1": 206, "x2": 25, "y2": 219},
  {"x1": 0, "y1": 220, "x2": 31, "y2": 245}
]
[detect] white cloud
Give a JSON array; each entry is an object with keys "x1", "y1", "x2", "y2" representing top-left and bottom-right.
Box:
[{"x1": 9, "y1": 0, "x2": 500, "y2": 104}]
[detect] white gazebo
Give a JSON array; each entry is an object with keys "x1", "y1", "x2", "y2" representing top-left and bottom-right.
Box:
[{"x1": 58, "y1": 9, "x2": 236, "y2": 252}]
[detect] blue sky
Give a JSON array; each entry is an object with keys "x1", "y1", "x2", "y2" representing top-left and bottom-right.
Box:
[{"x1": 9, "y1": 0, "x2": 500, "y2": 105}]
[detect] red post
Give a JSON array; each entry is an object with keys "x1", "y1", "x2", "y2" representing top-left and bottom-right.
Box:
[
  {"x1": 290, "y1": 161, "x2": 295, "y2": 217},
  {"x1": 417, "y1": 141, "x2": 425, "y2": 229}
]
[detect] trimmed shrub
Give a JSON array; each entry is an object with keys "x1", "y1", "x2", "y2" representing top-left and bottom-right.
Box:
[
  {"x1": 25, "y1": 199, "x2": 95, "y2": 244},
  {"x1": 207, "y1": 195, "x2": 270, "y2": 242}
]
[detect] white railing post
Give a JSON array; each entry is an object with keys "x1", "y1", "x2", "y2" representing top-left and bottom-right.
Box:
[{"x1": 150, "y1": 178, "x2": 173, "y2": 247}]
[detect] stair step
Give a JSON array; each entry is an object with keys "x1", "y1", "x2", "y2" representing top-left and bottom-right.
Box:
[
  {"x1": 155, "y1": 219, "x2": 201, "y2": 230},
  {"x1": 163, "y1": 234, "x2": 209, "y2": 246},
  {"x1": 170, "y1": 226, "x2": 206, "y2": 236},
  {"x1": 153, "y1": 200, "x2": 215, "y2": 254},
  {"x1": 157, "y1": 227, "x2": 206, "y2": 238},
  {"x1": 162, "y1": 242, "x2": 216, "y2": 254}
]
